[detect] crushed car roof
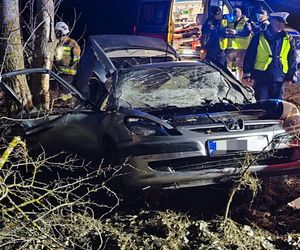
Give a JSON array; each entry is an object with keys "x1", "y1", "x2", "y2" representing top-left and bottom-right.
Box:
[{"x1": 89, "y1": 35, "x2": 178, "y2": 56}]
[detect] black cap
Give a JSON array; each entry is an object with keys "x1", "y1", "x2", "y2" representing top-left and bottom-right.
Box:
[{"x1": 211, "y1": 6, "x2": 222, "y2": 16}]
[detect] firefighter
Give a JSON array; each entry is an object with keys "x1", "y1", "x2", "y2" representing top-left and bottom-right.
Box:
[
  {"x1": 201, "y1": 6, "x2": 226, "y2": 66},
  {"x1": 243, "y1": 12, "x2": 297, "y2": 101},
  {"x1": 54, "y1": 22, "x2": 81, "y2": 84},
  {"x1": 219, "y1": 8, "x2": 252, "y2": 81}
]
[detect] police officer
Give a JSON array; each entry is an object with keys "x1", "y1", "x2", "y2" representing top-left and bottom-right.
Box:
[
  {"x1": 201, "y1": 6, "x2": 225, "y2": 65},
  {"x1": 54, "y1": 22, "x2": 81, "y2": 84},
  {"x1": 251, "y1": 10, "x2": 269, "y2": 33},
  {"x1": 219, "y1": 8, "x2": 252, "y2": 81},
  {"x1": 243, "y1": 12, "x2": 297, "y2": 101}
]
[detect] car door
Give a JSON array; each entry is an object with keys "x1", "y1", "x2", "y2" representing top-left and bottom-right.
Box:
[
  {"x1": 18, "y1": 110, "x2": 106, "y2": 160},
  {"x1": 0, "y1": 68, "x2": 109, "y2": 161}
]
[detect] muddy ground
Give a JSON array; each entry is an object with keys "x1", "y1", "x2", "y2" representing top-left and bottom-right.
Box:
[{"x1": 284, "y1": 82, "x2": 300, "y2": 105}]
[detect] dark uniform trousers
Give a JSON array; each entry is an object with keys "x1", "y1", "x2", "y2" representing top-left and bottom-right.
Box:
[{"x1": 253, "y1": 81, "x2": 284, "y2": 100}]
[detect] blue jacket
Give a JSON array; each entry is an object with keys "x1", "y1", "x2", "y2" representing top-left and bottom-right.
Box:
[
  {"x1": 251, "y1": 20, "x2": 269, "y2": 34},
  {"x1": 201, "y1": 17, "x2": 222, "y2": 54},
  {"x1": 243, "y1": 26, "x2": 297, "y2": 82}
]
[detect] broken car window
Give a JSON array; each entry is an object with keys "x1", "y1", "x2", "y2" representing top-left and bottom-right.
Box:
[{"x1": 117, "y1": 64, "x2": 245, "y2": 109}]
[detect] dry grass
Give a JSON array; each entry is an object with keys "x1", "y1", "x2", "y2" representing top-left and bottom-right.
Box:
[
  {"x1": 0, "y1": 137, "x2": 121, "y2": 249},
  {"x1": 101, "y1": 209, "x2": 300, "y2": 250}
]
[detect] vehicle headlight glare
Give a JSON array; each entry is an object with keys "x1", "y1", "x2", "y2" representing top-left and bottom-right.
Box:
[
  {"x1": 273, "y1": 132, "x2": 300, "y2": 149},
  {"x1": 125, "y1": 117, "x2": 169, "y2": 136},
  {"x1": 128, "y1": 125, "x2": 157, "y2": 136}
]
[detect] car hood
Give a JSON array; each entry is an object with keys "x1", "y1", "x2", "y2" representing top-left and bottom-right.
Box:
[{"x1": 140, "y1": 100, "x2": 287, "y2": 128}]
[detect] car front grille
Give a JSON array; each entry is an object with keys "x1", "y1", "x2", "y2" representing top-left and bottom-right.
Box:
[
  {"x1": 148, "y1": 149, "x2": 292, "y2": 172},
  {"x1": 189, "y1": 123, "x2": 275, "y2": 134}
]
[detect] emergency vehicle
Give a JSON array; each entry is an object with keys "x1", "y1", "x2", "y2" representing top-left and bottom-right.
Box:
[{"x1": 134, "y1": 0, "x2": 300, "y2": 60}]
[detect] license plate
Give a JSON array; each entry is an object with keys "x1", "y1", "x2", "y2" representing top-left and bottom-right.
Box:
[{"x1": 208, "y1": 136, "x2": 268, "y2": 156}]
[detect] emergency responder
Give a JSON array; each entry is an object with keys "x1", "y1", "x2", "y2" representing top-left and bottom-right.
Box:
[
  {"x1": 251, "y1": 10, "x2": 269, "y2": 33},
  {"x1": 219, "y1": 8, "x2": 252, "y2": 81},
  {"x1": 54, "y1": 22, "x2": 81, "y2": 84},
  {"x1": 201, "y1": 6, "x2": 226, "y2": 66},
  {"x1": 243, "y1": 12, "x2": 297, "y2": 101}
]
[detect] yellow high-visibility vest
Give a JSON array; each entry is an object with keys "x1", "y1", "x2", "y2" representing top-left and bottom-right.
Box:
[
  {"x1": 254, "y1": 33, "x2": 291, "y2": 73},
  {"x1": 219, "y1": 19, "x2": 228, "y2": 50},
  {"x1": 219, "y1": 18, "x2": 251, "y2": 50}
]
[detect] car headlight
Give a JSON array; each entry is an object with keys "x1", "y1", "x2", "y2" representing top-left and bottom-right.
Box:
[
  {"x1": 273, "y1": 132, "x2": 300, "y2": 149},
  {"x1": 281, "y1": 101, "x2": 300, "y2": 121},
  {"x1": 125, "y1": 117, "x2": 169, "y2": 136}
]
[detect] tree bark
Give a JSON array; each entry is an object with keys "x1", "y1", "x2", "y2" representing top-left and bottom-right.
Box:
[
  {"x1": 0, "y1": 0, "x2": 33, "y2": 110},
  {"x1": 31, "y1": 0, "x2": 56, "y2": 110}
]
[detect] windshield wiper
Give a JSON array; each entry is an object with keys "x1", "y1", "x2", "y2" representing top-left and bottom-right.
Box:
[
  {"x1": 138, "y1": 103, "x2": 156, "y2": 109},
  {"x1": 121, "y1": 100, "x2": 155, "y2": 110},
  {"x1": 155, "y1": 104, "x2": 179, "y2": 109}
]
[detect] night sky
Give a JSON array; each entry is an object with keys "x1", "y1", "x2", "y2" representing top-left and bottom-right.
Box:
[
  {"x1": 58, "y1": 0, "x2": 137, "y2": 41},
  {"x1": 266, "y1": 0, "x2": 300, "y2": 29}
]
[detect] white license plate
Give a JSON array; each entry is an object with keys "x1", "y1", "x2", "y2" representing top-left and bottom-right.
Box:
[{"x1": 208, "y1": 136, "x2": 268, "y2": 156}]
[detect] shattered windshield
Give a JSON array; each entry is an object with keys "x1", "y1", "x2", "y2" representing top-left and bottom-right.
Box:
[{"x1": 117, "y1": 64, "x2": 245, "y2": 109}]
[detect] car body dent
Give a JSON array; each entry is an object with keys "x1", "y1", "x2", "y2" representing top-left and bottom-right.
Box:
[{"x1": 90, "y1": 35, "x2": 179, "y2": 59}]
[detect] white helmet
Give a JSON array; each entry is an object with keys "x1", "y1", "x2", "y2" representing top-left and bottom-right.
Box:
[{"x1": 55, "y1": 22, "x2": 70, "y2": 35}]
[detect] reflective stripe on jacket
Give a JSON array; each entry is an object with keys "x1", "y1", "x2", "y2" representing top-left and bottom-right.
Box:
[
  {"x1": 55, "y1": 36, "x2": 81, "y2": 75},
  {"x1": 254, "y1": 33, "x2": 291, "y2": 73},
  {"x1": 220, "y1": 18, "x2": 251, "y2": 50},
  {"x1": 219, "y1": 19, "x2": 228, "y2": 50},
  {"x1": 57, "y1": 66, "x2": 77, "y2": 76}
]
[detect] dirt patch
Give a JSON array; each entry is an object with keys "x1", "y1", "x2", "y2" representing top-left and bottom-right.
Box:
[
  {"x1": 284, "y1": 83, "x2": 300, "y2": 106},
  {"x1": 245, "y1": 175, "x2": 300, "y2": 234}
]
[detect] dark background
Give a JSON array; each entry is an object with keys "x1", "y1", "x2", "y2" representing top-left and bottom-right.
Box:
[
  {"x1": 58, "y1": 0, "x2": 300, "y2": 42},
  {"x1": 266, "y1": 0, "x2": 300, "y2": 29},
  {"x1": 58, "y1": 0, "x2": 137, "y2": 41}
]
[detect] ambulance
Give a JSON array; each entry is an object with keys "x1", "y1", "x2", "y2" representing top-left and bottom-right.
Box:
[{"x1": 134, "y1": 0, "x2": 300, "y2": 61}]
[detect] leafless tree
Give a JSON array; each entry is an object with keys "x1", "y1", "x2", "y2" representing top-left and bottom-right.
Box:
[
  {"x1": 0, "y1": 0, "x2": 33, "y2": 110},
  {"x1": 0, "y1": 0, "x2": 67, "y2": 112},
  {"x1": 30, "y1": 0, "x2": 57, "y2": 110}
]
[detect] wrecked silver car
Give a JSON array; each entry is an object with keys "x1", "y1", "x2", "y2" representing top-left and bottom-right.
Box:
[{"x1": 2, "y1": 35, "x2": 300, "y2": 190}]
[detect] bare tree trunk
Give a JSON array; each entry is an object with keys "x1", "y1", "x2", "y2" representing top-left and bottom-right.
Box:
[
  {"x1": 31, "y1": 0, "x2": 57, "y2": 110},
  {"x1": 0, "y1": 0, "x2": 33, "y2": 110}
]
